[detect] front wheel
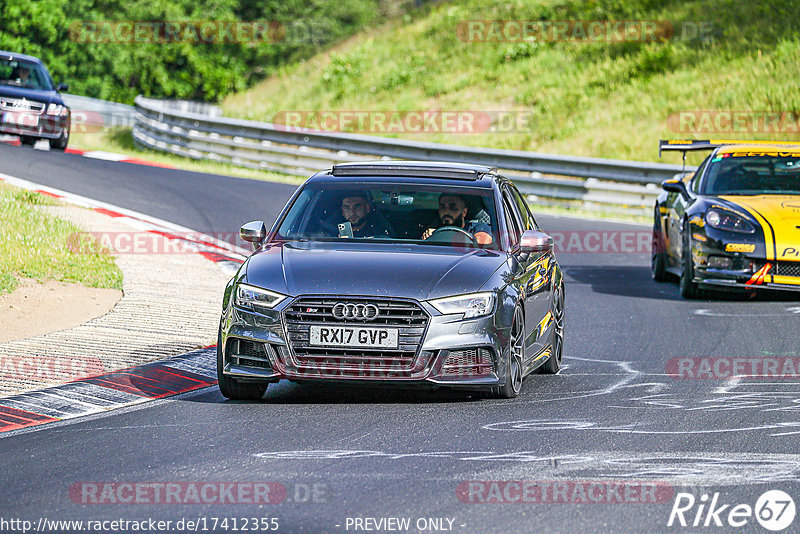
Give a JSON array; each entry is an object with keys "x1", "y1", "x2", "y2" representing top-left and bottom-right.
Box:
[
  {"x1": 680, "y1": 233, "x2": 701, "y2": 299},
  {"x1": 652, "y1": 208, "x2": 668, "y2": 282},
  {"x1": 216, "y1": 331, "x2": 269, "y2": 400},
  {"x1": 539, "y1": 282, "x2": 564, "y2": 374},
  {"x1": 490, "y1": 306, "x2": 524, "y2": 399},
  {"x1": 49, "y1": 124, "x2": 69, "y2": 151}
]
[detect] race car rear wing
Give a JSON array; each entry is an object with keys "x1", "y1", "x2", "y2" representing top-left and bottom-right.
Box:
[
  {"x1": 659, "y1": 139, "x2": 800, "y2": 173},
  {"x1": 659, "y1": 139, "x2": 800, "y2": 157}
]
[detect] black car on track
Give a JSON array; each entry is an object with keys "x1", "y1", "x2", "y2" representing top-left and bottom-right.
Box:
[
  {"x1": 654, "y1": 139, "x2": 800, "y2": 298},
  {"x1": 0, "y1": 50, "x2": 70, "y2": 150},
  {"x1": 217, "y1": 161, "x2": 565, "y2": 400}
]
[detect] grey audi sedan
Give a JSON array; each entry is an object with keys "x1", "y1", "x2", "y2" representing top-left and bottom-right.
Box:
[{"x1": 217, "y1": 161, "x2": 564, "y2": 400}]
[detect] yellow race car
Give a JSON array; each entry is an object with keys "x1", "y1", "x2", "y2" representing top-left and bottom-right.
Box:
[{"x1": 654, "y1": 139, "x2": 800, "y2": 298}]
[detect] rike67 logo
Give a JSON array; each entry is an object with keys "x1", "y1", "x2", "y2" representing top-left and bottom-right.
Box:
[{"x1": 668, "y1": 490, "x2": 796, "y2": 531}]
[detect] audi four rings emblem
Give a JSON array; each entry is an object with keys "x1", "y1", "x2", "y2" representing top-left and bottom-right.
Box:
[{"x1": 332, "y1": 302, "x2": 380, "y2": 321}]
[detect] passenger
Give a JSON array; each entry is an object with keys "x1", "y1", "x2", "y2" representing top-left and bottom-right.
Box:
[
  {"x1": 422, "y1": 193, "x2": 492, "y2": 245},
  {"x1": 339, "y1": 191, "x2": 393, "y2": 238}
]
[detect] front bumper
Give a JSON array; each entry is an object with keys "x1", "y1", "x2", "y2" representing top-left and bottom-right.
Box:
[
  {"x1": 691, "y1": 234, "x2": 800, "y2": 291},
  {"x1": 0, "y1": 112, "x2": 68, "y2": 139},
  {"x1": 218, "y1": 296, "x2": 510, "y2": 390}
]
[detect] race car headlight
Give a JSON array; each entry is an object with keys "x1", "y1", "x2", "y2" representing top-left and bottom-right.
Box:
[
  {"x1": 46, "y1": 103, "x2": 63, "y2": 115},
  {"x1": 429, "y1": 292, "x2": 494, "y2": 318},
  {"x1": 235, "y1": 284, "x2": 286, "y2": 311},
  {"x1": 705, "y1": 209, "x2": 756, "y2": 234}
]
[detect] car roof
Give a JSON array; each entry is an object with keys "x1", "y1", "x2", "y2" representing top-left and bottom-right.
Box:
[
  {"x1": 310, "y1": 161, "x2": 500, "y2": 188},
  {"x1": 0, "y1": 51, "x2": 45, "y2": 65}
]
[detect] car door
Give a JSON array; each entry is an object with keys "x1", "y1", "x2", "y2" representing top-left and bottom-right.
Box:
[
  {"x1": 501, "y1": 185, "x2": 551, "y2": 362},
  {"x1": 666, "y1": 157, "x2": 707, "y2": 265}
]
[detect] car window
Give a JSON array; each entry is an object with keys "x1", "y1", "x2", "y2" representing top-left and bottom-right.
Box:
[
  {"x1": 509, "y1": 185, "x2": 538, "y2": 230},
  {"x1": 690, "y1": 156, "x2": 710, "y2": 193},
  {"x1": 501, "y1": 189, "x2": 522, "y2": 247},
  {"x1": 0, "y1": 59, "x2": 51, "y2": 90}
]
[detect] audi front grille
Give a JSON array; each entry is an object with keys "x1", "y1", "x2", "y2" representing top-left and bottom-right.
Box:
[
  {"x1": 0, "y1": 97, "x2": 45, "y2": 114},
  {"x1": 282, "y1": 296, "x2": 432, "y2": 379}
]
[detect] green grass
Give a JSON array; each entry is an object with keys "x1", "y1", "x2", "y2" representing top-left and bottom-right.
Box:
[
  {"x1": 69, "y1": 129, "x2": 307, "y2": 186},
  {"x1": 221, "y1": 0, "x2": 800, "y2": 167},
  {"x1": 0, "y1": 184, "x2": 123, "y2": 293}
]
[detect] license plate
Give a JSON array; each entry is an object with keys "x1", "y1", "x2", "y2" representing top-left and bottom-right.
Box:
[
  {"x1": 309, "y1": 325, "x2": 398, "y2": 349},
  {"x1": 1, "y1": 111, "x2": 38, "y2": 128}
]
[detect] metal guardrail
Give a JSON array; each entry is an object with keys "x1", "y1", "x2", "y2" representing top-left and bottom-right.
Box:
[{"x1": 133, "y1": 96, "x2": 692, "y2": 215}]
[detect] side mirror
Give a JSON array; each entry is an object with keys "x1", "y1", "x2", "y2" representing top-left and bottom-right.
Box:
[
  {"x1": 56, "y1": 83, "x2": 69, "y2": 92},
  {"x1": 519, "y1": 230, "x2": 553, "y2": 254},
  {"x1": 662, "y1": 179, "x2": 688, "y2": 198},
  {"x1": 240, "y1": 220, "x2": 267, "y2": 247}
]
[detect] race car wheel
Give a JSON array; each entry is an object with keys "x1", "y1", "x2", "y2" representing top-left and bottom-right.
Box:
[
  {"x1": 49, "y1": 123, "x2": 69, "y2": 151},
  {"x1": 539, "y1": 282, "x2": 564, "y2": 374},
  {"x1": 491, "y1": 306, "x2": 524, "y2": 398},
  {"x1": 651, "y1": 208, "x2": 668, "y2": 282},
  {"x1": 216, "y1": 330, "x2": 269, "y2": 401},
  {"x1": 20, "y1": 136, "x2": 37, "y2": 146},
  {"x1": 680, "y1": 232, "x2": 700, "y2": 299}
]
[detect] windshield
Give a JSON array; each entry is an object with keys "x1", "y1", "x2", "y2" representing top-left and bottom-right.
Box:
[
  {"x1": 275, "y1": 181, "x2": 501, "y2": 249},
  {"x1": 703, "y1": 151, "x2": 800, "y2": 195},
  {"x1": 0, "y1": 59, "x2": 53, "y2": 90}
]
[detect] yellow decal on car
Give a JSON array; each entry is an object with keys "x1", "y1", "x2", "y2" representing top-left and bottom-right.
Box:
[{"x1": 725, "y1": 243, "x2": 755, "y2": 253}]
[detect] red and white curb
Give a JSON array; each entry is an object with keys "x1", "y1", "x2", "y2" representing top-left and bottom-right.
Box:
[
  {"x1": 0, "y1": 347, "x2": 218, "y2": 434},
  {"x1": 0, "y1": 172, "x2": 248, "y2": 275},
  {"x1": 65, "y1": 147, "x2": 177, "y2": 169},
  {"x1": 1, "y1": 135, "x2": 175, "y2": 169}
]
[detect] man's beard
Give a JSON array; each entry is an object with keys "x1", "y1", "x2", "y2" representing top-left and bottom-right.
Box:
[
  {"x1": 441, "y1": 214, "x2": 465, "y2": 228},
  {"x1": 348, "y1": 215, "x2": 367, "y2": 229}
]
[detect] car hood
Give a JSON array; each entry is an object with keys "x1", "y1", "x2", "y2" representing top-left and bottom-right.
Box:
[
  {"x1": 719, "y1": 195, "x2": 800, "y2": 260},
  {"x1": 244, "y1": 241, "x2": 507, "y2": 301},
  {"x1": 0, "y1": 85, "x2": 62, "y2": 106}
]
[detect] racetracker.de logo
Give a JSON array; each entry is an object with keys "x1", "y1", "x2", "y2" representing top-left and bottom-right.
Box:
[
  {"x1": 667, "y1": 111, "x2": 800, "y2": 136},
  {"x1": 69, "y1": 482, "x2": 287, "y2": 504},
  {"x1": 272, "y1": 110, "x2": 535, "y2": 134},
  {"x1": 455, "y1": 20, "x2": 714, "y2": 42},
  {"x1": 456, "y1": 481, "x2": 674, "y2": 504},
  {"x1": 667, "y1": 357, "x2": 800, "y2": 379},
  {"x1": 0, "y1": 355, "x2": 104, "y2": 382},
  {"x1": 68, "y1": 21, "x2": 285, "y2": 44}
]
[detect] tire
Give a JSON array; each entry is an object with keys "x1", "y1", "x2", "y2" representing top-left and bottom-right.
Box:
[
  {"x1": 216, "y1": 331, "x2": 268, "y2": 401},
  {"x1": 20, "y1": 136, "x2": 37, "y2": 146},
  {"x1": 651, "y1": 208, "x2": 668, "y2": 282},
  {"x1": 49, "y1": 123, "x2": 69, "y2": 151},
  {"x1": 490, "y1": 306, "x2": 524, "y2": 399},
  {"x1": 679, "y1": 231, "x2": 701, "y2": 299},
  {"x1": 539, "y1": 282, "x2": 564, "y2": 374}
]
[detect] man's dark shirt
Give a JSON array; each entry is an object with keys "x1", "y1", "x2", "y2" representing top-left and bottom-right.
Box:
[{"x1": 350, "y1": 214, "x2": 393, "y2": 238}]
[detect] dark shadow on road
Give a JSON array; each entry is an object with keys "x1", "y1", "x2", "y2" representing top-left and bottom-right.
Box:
[{"x1": 563, "y1": 265, "x2": 800, "y2": 302}]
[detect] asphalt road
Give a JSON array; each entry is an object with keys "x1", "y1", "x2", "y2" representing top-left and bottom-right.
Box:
[{"x1": 1, "y1": 143, "x2": 799, "y2": 533}]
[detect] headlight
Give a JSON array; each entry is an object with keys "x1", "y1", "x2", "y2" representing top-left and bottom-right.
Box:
[
  {"x1": 429, "y1": 292, "x2": 494, "y2": 318},
  {"x1": 235, "y1": 283, "x2": 286, "y2": 311},
  {"x1": 705, "y1": 209, "x2": 756, "y2": 234},
  {"x1": 46, "y1": 103, "x2": 63, "y2": 115}
]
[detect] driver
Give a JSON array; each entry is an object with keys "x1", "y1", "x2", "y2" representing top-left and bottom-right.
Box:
[
  {"x1": 422, "y1": 193, "x2": 492, "y2": 245},
  {"x1": 10, "y1": 65, "x2": 32, "y2": 85},
  {"x1": 339, "y1": 191, "x2": 393, "y2": 238}
]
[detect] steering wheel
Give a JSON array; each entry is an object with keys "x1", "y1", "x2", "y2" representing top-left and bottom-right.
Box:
[{"x1": 427, "y1": 226, "x2": 477, "y2": 246}]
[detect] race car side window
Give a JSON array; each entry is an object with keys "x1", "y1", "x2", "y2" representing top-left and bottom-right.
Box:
[{"x1": 690, "y1": 156, "x2": 710, "y2": 193}]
